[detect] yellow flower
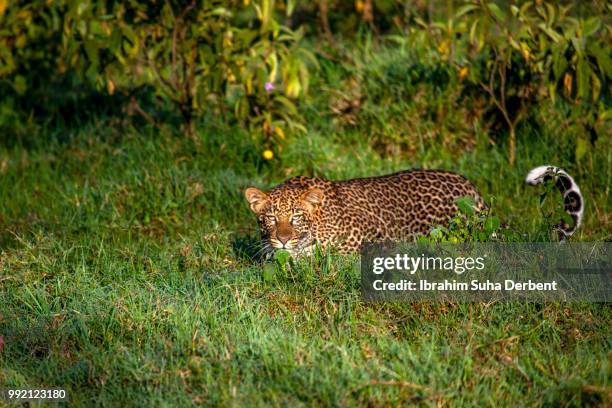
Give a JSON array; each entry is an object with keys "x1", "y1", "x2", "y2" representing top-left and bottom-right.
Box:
[
  {"x1": 355, "y1": 0, "x2": 364, "y2": 12},
  {"x1": 263, "y1": 150, "x2": 274, "y2": 160},
  {"x1": 459, "y1": 67, "x2": 468, "y2": 81}
]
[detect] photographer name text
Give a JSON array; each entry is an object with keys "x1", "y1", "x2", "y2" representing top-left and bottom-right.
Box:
[{"x1": 372, "y1": 279, "x2": 558, "y2": 292}]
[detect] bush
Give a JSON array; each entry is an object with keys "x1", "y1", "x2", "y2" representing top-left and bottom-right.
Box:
[
  {"x1": 395, "y1": 1, "x2": 610, "y2": 165},
  {"x1": 0, "y1": 1, "x2": 317, "y2": 146},
  {"x1": 320, "y1": 1, "x2": 609, "y2": 164},
  {"x1": 0, "y1": 0, "x2": 608, "y2": 162}
]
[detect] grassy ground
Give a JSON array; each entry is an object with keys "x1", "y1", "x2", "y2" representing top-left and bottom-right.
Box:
[{"x1": 0, "y1": 48, "x2": 610, "y2": 405}]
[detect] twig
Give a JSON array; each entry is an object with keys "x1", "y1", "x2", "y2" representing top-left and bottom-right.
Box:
[
  {"x1": 318, "y1": 0, "x2": 336, "y2": 47},
  {"x1": 128, "y1": 97, "x2": 162, "y2": 130}
]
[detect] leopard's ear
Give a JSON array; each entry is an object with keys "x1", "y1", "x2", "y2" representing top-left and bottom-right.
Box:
[
  {"x1": 301, "y1": 188, "x2": 324, "y2": 211},
  {"x1": 245, "y1": 187, "x2": 268, "y2": 213}
]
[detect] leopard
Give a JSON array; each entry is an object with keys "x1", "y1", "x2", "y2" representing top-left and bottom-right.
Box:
[{"x1": 244, "y1": 165, "x2": 583, "y2": 257}]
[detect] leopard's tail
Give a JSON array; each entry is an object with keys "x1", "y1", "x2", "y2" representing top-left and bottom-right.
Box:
[{"x1": 525, "y1": 165, "x2": 584, "y2": 238}]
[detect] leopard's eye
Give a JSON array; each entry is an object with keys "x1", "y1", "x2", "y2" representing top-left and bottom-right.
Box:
[
  {"x1": 291, "y1": 211, "x2": 304, "y2": 223},
  {"x1": 265, "y1": 215, "x2": 276, "y2": 223}
]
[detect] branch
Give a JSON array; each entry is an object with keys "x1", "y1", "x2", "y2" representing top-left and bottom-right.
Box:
[
  {"x1": 128, "y1": 96, "x2": 162, "y2": 130},
  {"x1": 318, "y1": 0, "x2": 336, "y2": 47}
]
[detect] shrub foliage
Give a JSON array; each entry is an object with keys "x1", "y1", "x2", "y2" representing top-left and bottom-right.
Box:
[{"x1": 0, "y1": 1, "x2": 609, "y2": 159}]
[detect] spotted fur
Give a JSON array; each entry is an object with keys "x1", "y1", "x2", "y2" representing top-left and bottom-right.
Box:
[{"x1": 245, "y1": 166, "x2": 583, "y2": 256}]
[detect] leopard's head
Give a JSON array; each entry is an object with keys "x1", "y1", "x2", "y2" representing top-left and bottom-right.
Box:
[{"x1": 244, "y1": 185, "x2": 324, "y2": 256}]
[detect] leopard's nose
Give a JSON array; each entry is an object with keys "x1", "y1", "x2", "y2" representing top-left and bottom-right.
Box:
[
  {"x1": 277, "y1": 233, "x2": 291, "y2": 245},
  {"x1": 276, "y1": 223, "x2": 292, "y2": 245}
]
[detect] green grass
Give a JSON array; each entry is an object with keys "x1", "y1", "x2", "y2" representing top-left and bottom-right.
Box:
[
  {"x1": 0, "y1": 47, "x2": 610, "y2": 406},
  {"x1": 0, "y1": 123, "x2": 610, "y2": 406}
]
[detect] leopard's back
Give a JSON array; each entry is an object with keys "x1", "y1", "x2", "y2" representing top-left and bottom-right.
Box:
[{"x1": 314, "y1": 170, "x2": 484, "y2": 251}]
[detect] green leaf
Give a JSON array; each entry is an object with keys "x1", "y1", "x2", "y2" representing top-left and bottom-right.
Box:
[
  {"x1": 548, "y1": 82, "x2": 557, "y2": 103},
  {"x1": 575, "y1": 137, "x2": 589, "y2": 161},
  {"x1": 485, "y1": 216, "x2": 501, "y2": 233},
  {"x1": 262, "y1": 263, "x2": 276, "y2": 282},
  {"x1": 109, "y1": 29, "x2": 122, "y2": 53},
  {"x1": 417, "y1": 236, "x2": 430, "y2": 245},
  {"x1": 551, "y1": 43, "x2": 568, "y2": 80},
  {"x1": 84, "y1": 40, "x2": 99, "y2": 69},
  {"x1": 13, "y1": 75, "x2": 26, "y2": 95},
  {"x1": 590, "y1": 73, "x2": 601, "y2": 101},
  {"x1": 455, "y1": 196, "x2": 476, "y2": 215},
  {"x1": 455, "y1": 4, "x2": 478, "y2": 19},
  {"x1": 430, "y1": 228, "x2": 444, "y2": 240},
  {"x1": 211, "y1": 8, "x2": 232, "y2": 17},
  {"x1": 274, "y1": 249, "x2": 291, "y2": 266},
  {"x1": 583, "y1": 17, "x2": 601, "y2": 37},
  {"x1": 545, "y1": 2, "x2": 556, "y2": 25},
  {"x1": 519, "y1": 2, "x2": 533, "y2": 16},
  {"x1": 486, "y1": 2, "x2": 506, "y2": 21},
  {"x1": 296, "y1": 48, "x2": 319, "y2": 68},
  {"x1": 273, "y1": 95, "x2": 298, "y2": 115},
  {"x1": 286, "y1": 0, "x2": 296, "y2": 16},
  {"x1": 586, "y1": 42, "x2": 611, "y2": 77},
  {"x1": 576, "y1": 57, "x2": 590, "y2": 99},
  {"x1": 537, "y1": 23, "x2": 563, "y2": 43},
  {"x1": 469, "y1": 18, "x2": 479, "y2": 45}
]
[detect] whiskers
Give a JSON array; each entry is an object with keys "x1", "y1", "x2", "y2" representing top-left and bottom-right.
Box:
[{"x1": 252, "y1": 240, "x2": 274, "y2": 261}]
